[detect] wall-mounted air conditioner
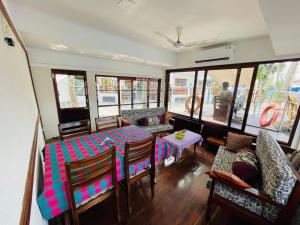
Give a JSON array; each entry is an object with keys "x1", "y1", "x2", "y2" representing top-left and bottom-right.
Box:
[{"x1": 194, "y1": 44, "x2": 235, "y2": 63}]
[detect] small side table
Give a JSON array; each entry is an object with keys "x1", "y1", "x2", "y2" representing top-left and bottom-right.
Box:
[{"x1": 163, "y1": 130, "x2": 203, "y2": 161}]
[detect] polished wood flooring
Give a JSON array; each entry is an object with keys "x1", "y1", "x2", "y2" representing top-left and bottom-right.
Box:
[{"x1": 56, "y1": 146, "x2": 252, "y2": 225}]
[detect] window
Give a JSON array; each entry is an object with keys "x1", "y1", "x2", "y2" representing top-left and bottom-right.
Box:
[
  {"x1": 56, "y1": 74, "x2": 87, "y2": 108},
  {"x1": 202, "y1": 69, "x2": 238, "y2": 125},
  {"x1": 166, "y1": 59, "x2": 300, "y2": 145},
  {"x1": 245, "y1": 61, "x2": 300, "y2": 143},
  {"x1": 96, "y1": 75, "x2": 161, "y2": 117},
  {"x1": 193, "y1": 71, "x2": 205, "y2": 119},
  {"x1": 96, "y1": 76, "x2": 119, "y2": 117},
  {"x1": 168, "y1": 71, "x2": 195, "y2": 116}
]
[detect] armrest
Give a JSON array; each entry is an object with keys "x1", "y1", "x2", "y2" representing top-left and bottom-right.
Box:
[
  {"x1": 206, "y1": 172, "x2": 284, "y2": 208},
  {"x1": 164, "y1": 112, "x2": 175, "y2": 125},
  {"x1": 120, "y1": 117, "x2": 132, "y2": 127}
]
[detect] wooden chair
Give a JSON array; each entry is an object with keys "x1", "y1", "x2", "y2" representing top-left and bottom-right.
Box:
[
  {"x1": 58, "y1": 119, "x2": 91, "y2": 140},
  {"x1": 124, "y1": 135, "x2": 156, "y2": 213},
  {"x1": 65, "y1": 147, "x2": 121, "y2": 225},
  {"x1": 95, "y1": 116, "x2": 119, "y2": 132}
]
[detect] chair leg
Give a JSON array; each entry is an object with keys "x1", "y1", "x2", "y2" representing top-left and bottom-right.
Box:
[
  {"x1": 126, "y1": 182, "x2": 132, "y2": 214},
  {"x1": 115, "y1": 189, "x2": 121, "y2": 222},
  {"x1": 150, "y1": 173, "x2": 155, "y2": 199},
  {"x1": 206, "y1": 180, "x2": 215, "y2": 221}
]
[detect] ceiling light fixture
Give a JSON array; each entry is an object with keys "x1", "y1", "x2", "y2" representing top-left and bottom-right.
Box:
[{"x1": 118, "y1": 0, "x2": 136, "y2": 10}]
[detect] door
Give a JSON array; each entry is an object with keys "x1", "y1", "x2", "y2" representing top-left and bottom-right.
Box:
[{"x1": 52, "y1": 69, "x2": 90, "y2": 124}]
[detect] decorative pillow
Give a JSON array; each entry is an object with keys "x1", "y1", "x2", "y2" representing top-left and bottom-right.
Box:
[
  {"x1": 137, "y1": 116, "x2": 163, "y2": 126},
  {"x1": 225, "y1": 132, "x2": 253, "y2": 152},
  {"x1": 137, "y1": 117, "x2": 148, "y2": 126},
  {"x1": 147, "y1": 116, "x2": 161, "y2": 125},
  {"x1": 212, "y1": 169, "x2": 252, "y2": 189},
  {"x1": 232, "y1": 148, "x2": 258, "y2": 185}
]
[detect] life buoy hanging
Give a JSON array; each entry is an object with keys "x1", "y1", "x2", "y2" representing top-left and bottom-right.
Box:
[
  {"x1": 259, "y1": 103, "x2": 281, "y2": 127},
  {"x1": 185, "y1": 96, "x2": 201, "y2": 113}
]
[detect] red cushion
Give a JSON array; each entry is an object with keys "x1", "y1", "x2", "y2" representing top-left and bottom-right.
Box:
[{"x1": 212, "y1": 170, "x2": 252, "y2": 189}]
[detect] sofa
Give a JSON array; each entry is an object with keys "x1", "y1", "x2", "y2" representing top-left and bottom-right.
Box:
[
  {"x1": 207, "y1": 130, "x2": 300, "y2": 225},
  {"x1": 120, "y1": 107, "x2": 173, "y2": 134}
]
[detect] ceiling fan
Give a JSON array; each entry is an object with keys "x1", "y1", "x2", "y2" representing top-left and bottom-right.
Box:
[{"x1": 155, "y1": 26, "x2": 218, "y2": 49}]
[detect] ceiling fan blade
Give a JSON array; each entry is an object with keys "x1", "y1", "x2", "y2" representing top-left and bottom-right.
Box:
[
  {"x1": 184, "y1": 39, "x2": 218, "y2": 48},
  {"x1": 154, "y1": 31, "x2": 176, "y2": 45}
]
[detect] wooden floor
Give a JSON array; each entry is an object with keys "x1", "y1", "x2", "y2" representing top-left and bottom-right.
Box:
[{"x1": 59, "y1": 146, "x2": 252, "y2": 225}]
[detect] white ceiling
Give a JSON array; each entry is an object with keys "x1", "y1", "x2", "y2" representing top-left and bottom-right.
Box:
[{"x1": 10, "y1": 0, "x2": 267, "y2": 49}]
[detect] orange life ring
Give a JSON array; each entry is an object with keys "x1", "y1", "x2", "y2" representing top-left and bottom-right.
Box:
[
  {"x1": 185, "y1": 96, "x2": 201, "y2": 113},
  {"x1": 259, "y1": 103, "x2": 281, "y2": 127}
]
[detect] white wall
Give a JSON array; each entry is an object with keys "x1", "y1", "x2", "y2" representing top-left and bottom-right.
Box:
[
  {"x1": 0, "y1": 9, "x2": 46, "y2": 225},
  {"x1": 30, "y1": 48, "x2": 165, "y2": 139},
  {"x1": 176, "y1": 36, "x2": 300, "y2": 68}
]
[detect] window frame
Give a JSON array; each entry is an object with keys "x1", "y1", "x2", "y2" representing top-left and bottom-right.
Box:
[
  {"x1": 96, "y1": 75, "x2": 161, "y2": 117},
  {"x1": 165, "y1": 58, "x2": 300, "y2": 146}
]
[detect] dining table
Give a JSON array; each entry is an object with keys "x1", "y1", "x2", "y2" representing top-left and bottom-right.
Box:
[{"x1": 37, "y1": 125, "x2": 167, "y2": 220}]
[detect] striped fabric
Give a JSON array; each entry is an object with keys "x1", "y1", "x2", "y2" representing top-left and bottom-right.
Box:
[{"x1": 37, "y1": 125, "x2": 166, "y2": 220}]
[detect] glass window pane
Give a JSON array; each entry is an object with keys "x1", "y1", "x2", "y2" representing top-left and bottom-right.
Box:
[
  {"x1": 193, "y1": 71, "x2": 205, "y2": 119},
  {"x1": 149, "y1": 103, "x2": 158, "y2": 108},
  {"x1": 201, "y1": 69, "x2": 237, "y2": 125},
  {"x1": 133, "y1": 104, "x2": 147, "y2": 109},
  {"x1": 246, "y1": 61, "x2": 300, "y2": 143},
  {"x1": 98, "y1": 106, "x2": 118, "y2": 117},
  {"x1": 120, "y1": 104, "x2": 132, "y2": 111},
  {"x1": 149, "y1": 91, "x2": 158, "y2": 102},
  {"x1": 97, "y1": 91, "x2": 118, "y2": 105},
  {"x1": 133, "y1": 79, "x2": 147, "y2": 90},
  {"x1": 168, "y1": 72, "x2": 195, "y2": 116},
  {"x1": 120, "y1": 79, "x2": 132, "y2": 90},
  {"x1": 96, "y1": 77, "x2": 118, "y2": 91},
  {"x1": 133, "y1": 90, "x2": 147, "y2": 104},
  {"x1": 149, "y1": 80, "x2": 158, "y2": 90},
  {"x1": 230, "y1": 68, "x2": 254, "y2": 129},
  {"x1": 56, "y1": 74, "x2": 87, "y2": 108}
]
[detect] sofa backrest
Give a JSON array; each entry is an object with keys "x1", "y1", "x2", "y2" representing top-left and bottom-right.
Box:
[
  {"x1": 256, "y1": 130, "x2": 297, "y2": 205},
  {"x1": 121, "y1": 107, "x2": 166, "y2": 124}
]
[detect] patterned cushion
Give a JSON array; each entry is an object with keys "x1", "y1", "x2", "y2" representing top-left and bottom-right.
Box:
[
  {"x1": 256, "y1": 130, "x2": 297, "y2": 205},
  {"x1": 121, "y1": 107, "x2": 166, "y2": 124},
  {"x1": 214, "y1": 181, "x2": 280, "y2": 222},
  {"x1": 225, "y1": 132, "x2": 253, "y2": 152},
  {"x1": 136, "y1": 124, "x2": 173, "y2": 134},
  {"x1": 211, "y1": 146, "x2": 236, "y2": 173}
]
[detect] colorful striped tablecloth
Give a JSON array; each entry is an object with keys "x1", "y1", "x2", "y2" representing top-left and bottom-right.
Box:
[{"x1": 37, "y1": 125, "x2": 166, "y2": 220}]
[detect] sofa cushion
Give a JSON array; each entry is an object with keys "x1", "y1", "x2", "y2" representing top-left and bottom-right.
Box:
[
  {"x1": 136, "y1": 124, "x2": 173, "y2": 134},
  {"x1": 256, "y1": 130, "x2": 297, "y2": 205},
  {"x1": 121, "y1": 107, "x2": 166, "y2": 123},
  {"x1": 214, "y1": 181, "x2": 280, "y2": 222},
  {"x1": 225, "y1": 132, "x2": 253, "y2": 152},
  {"x1": 137, "y1": 115, "x2": 163, "y2": 126},
  {"x1": 211, "y1": 145, "x2": 236, "y2": 173}
]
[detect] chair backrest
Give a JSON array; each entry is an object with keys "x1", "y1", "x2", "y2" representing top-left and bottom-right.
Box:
[
  {"x1": 124, "y1": 136, "x2": 155, "y2": 175},
  {"x1": 256, "y1": 130, "x2": 297, "y2": 205},
  {"x1": 121, "y1": 107, "x2": 166, "y2": 124},
  {"x1": 95, "y1": 116, "x2": 119, "y2": 132},
  {"x1": 58, "y1": 119, "x2": 91, "y2": 140},
  {"x1": 65, "y1": 147, "x2": 117, "y2": 212}
]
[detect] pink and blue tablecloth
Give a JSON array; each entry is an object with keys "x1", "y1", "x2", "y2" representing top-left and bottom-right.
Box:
[{"x1": 37, "y1": 125, "x2": 166, "y2": 220}]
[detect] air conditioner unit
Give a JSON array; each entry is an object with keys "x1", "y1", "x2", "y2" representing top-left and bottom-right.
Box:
[{"x1": 194, "y1": 44, "x2": 235, "y2": 63}]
